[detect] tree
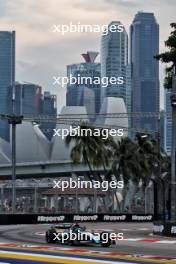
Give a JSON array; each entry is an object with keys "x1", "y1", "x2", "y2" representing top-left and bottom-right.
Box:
[
  {"x1": 65, "y1": 122, "x2": 103, "y2": 181},
  {"x1": 135, "y1": 134, "x2": 159, "y2": 188},
  {"x1": 109, "y1": 137, "x2": 141, "y2": 211},
  {"x1": 65, "y1": 121, "x2": 170, "y2": 213},
  {"x1": 65, "y1": 123, "x2": 112, "y2": 212},
  {"x1": 110, "y1": 134, "x2": 170, "y2": 212},
  {"x1": 155, "y1": 23, "x2": 176, "y2": 220},
  {"x1": 155, "y1": 23, "x2": 176, "y2": 88}
]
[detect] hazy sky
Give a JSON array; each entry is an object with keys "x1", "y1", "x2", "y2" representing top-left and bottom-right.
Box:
[{"x1": 0, "y1": 0, "x2": 175, "y2": 111}]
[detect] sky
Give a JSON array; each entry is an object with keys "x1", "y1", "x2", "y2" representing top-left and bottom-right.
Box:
[{"x1": 0, "y1": 0, "x2": 176, "y2": 112}]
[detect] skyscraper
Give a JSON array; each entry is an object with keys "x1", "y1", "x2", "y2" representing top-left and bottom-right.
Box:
[
  {"x1": 101, "y1": 21, "x2": 131, "y2": 113},
  {"x1": 8, "y1": 84, "x2": 57, "y2": 141},
  {"x1": 130, "y1": 12, "x2": 159, "y2": 133},
  {"x1": 66, "y1": 52, "x2": 101, "y2": 117},
  {"x1": 11, "y1": 82, "x2": 42, "y2": 115},
  {"x1": 40, "y1": 91, "x2": 57, "y2": 141},
  {"x1": 0, "y1": 31, "x2": 15, "y2": 141},
  {"x1": 67, "y1": 85, "x2": 95, "y2": 117}
]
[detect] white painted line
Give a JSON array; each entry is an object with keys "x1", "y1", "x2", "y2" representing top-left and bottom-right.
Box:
[
  {"x1": 123, "y1": 238, "x2": 144, "y2": 241},
  {"x1": 99, "y1": 229, "x2": 114, "y2": 232},
  {"x1": 155, "y1": 240, "x2": 176, "y2": 244},
  {"x1": 35, "y1": 232, "x2": 45, "y2": 236}
]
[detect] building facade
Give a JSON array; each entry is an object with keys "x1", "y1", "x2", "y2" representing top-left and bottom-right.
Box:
[
  {"x1": 101, "y1": 21, "x2": 131, "y2": 113},
  {"x1": 0, "y1": 31, "x2": 15, "y2": 141},
  {"x1": 40, "y1": 91, "x2": 57, "y2": 141},
  {"x1": 12, "y1": 82, "x2": 42, "y2": 115},
  {"x1": 66, "y1": 52, "x2": 101, "y2": 118},
  {"x1": 130, "y1": 12, "x2": 160, "y2": 133},
  {"x1": 8, "y1": 83, "x2": 57, "y2": 141}
]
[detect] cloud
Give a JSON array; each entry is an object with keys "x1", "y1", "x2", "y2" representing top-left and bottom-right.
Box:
[
  {"x1": 104, "y1": 0, "x2": 142, "y2": 8},
  {"x1": 103, "y1": 0, "x2": 176, "y2": 8}
]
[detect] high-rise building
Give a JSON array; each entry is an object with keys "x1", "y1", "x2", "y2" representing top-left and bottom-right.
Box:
[
  {"x1": 164, "y1": 90, "x2": 172, "y2": 154},
  {"x1": 130, "y1": 12, "x2": 159, "y2": 133},
  {"x1": 66, "y1": 85, "x2": 95, "y2": 117},
  {"x1": 0, "y1": 31, "x2": 15, "y2": 141},
  {"x1": 41, "y1": 92, "x2": 57, "y2": 116},
  {"x1": 40, "y1": 91, "x2": 57, "y2": 141},
  {"x1": 160, "y1": 110, "x2": 165, "y2": 151},
  {"x1": 11, "y1": 82, "x2": 42, "y2": 115},
  {"x1": 126, "y1": 64, "x2": 132, "y2": 135},
  {"x1": 101, "y1": 21, "x2": 131, "y2": 113},
  {"x1": 66, "y1": 52, "x2": 101, "y2": 117},
  {"x1": 126, "y1": 64, "x2": 132, "y2": 114},
  {"x1": 8, "y1": 84, "x2": 57, "y2": 141}
]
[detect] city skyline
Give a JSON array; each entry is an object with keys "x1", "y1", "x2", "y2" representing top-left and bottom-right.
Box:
[{"x1": 0, "y1": 0, "x2": 175, "y2": 112}]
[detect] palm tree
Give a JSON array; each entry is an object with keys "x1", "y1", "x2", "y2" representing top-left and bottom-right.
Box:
[
  {"x1": 109, "y1": 137, "x2": 142, "y2": 211},
  {"x1": 65, "y1": 122, "x2": 112, "y2": 212},
  {"x1": 155, "y1": 23, "x2": 176, "y2": 88},
  {"x1": 135, "y1": 133, "x2": 170, "y2": 216},
  {"x1": 92, "y1": 133, "x2": 113, "y2": 178},
  {"x1": 155, "y1": 23, "x2": 176, "y2": 221},
  {"x1": 65, "y1": 122, "x2": 102, "y2": 181},
  {"x1": 135, "y1": 134, "x2": 159, "y2": 189},
  {"x1": 109, "y1": 134, "x2": 169, "y2": 212},
  {"x1": 65, "y1": 122, "x2": 169, "y2": 213}
]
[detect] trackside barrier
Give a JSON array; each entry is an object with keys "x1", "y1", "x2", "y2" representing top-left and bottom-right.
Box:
[
  {"x1": 0, "y1": 214, "x2": 153, "y2": 225},
  {"x1": 153, "y1": 221, "x2": 176, "y2": 237}
]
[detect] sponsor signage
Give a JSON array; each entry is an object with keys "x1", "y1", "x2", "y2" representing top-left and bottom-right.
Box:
[
  {"x1": 36, "y1": 214, "x2": 153, "y2": 223},
  {"x1": 153, "y1": 222, "x2": 176, "y2": 237},
  {"x1": 171, "y1": 226, "x2": 176, "y2": 234},
  {"x1": 153, "y1": 225, "x2": 164, "y2": 233},
  {"x1": 132, "y1": 215, "x2": 153, "y2": 221},
  {"x1": 37, "y1": 215, "x2": 65, "y2": 222},
  {"x1": 0, "y1": 214, "x2": 153, "y2": 225}
]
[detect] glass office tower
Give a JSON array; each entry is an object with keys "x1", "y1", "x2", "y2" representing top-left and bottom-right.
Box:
[
  {"x1": 40, "y1": 91, "x2": 57, "y2": 141},
  {"x1": 0, "y1": 31, "x2": 15, "y2": 141},
  {"x1": 130, "y1": 12, "x2": 159, "y2": 133},
  {"x1": 101, "y1": 21, "x2": 131, "y2": 114},
  {"x1": 13, "y1": 82, "x2": 42, "y2": 116},
  {"x1": 66, "y1": 51, "x2": 101, "y2": 117}
]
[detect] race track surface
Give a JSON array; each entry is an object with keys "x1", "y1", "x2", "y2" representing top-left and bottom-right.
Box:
[{"x1": 0, "y1": 223, "x2": 175, "y2": 263}]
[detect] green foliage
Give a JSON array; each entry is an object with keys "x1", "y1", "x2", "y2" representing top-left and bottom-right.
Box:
[
  {"x1": 65, "y1": 122, "x2": 112, "y2": 181},
  {"x1": 155, "y1": 23, "x2": 176, "y2": 89},
  {"x1": 65, "y1": 123, "x2": 170, "y2": 188}
]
